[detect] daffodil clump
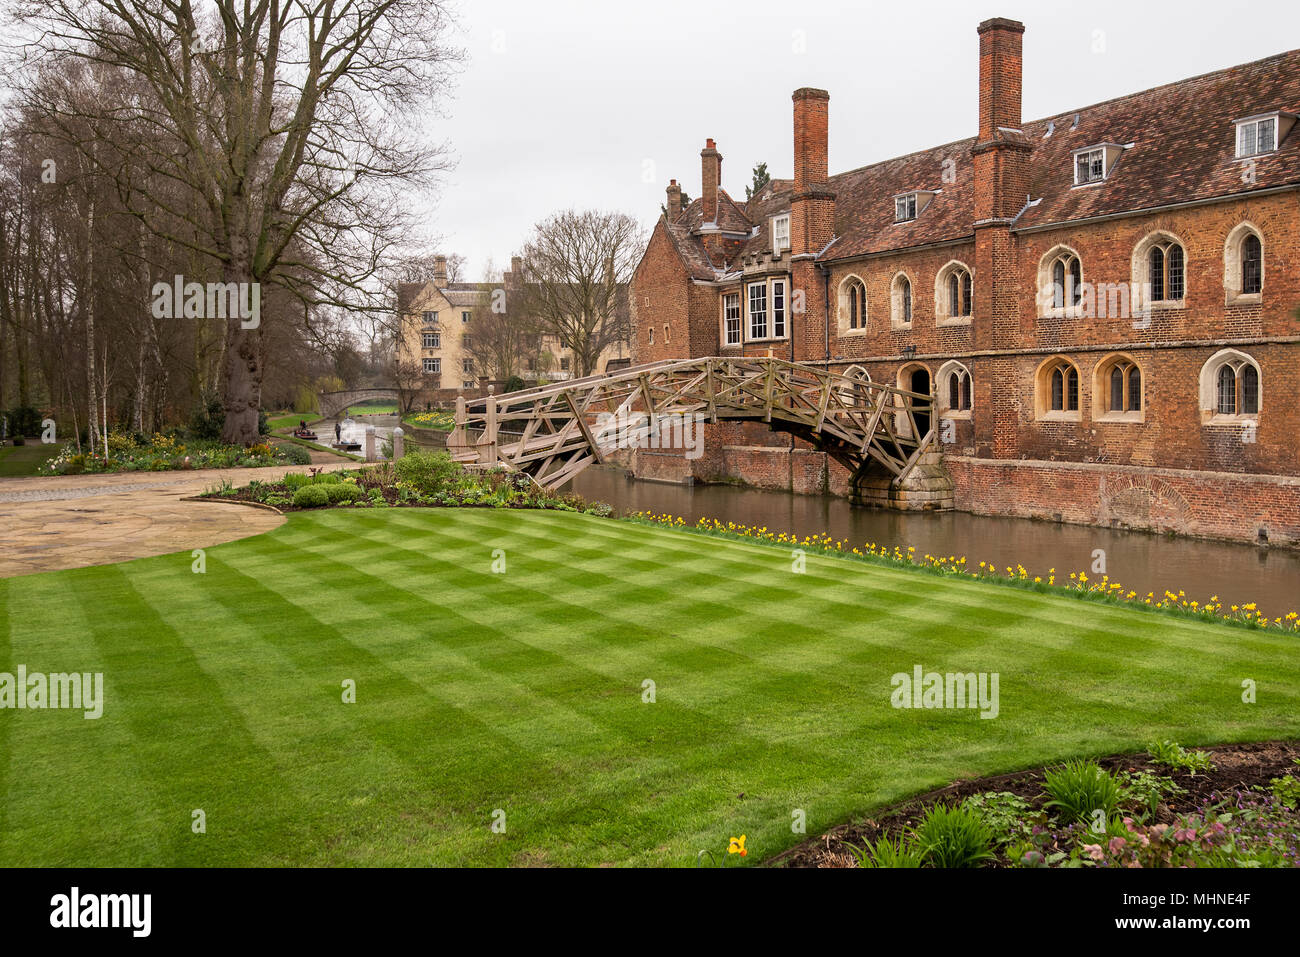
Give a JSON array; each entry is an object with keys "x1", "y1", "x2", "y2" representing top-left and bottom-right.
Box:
[{"x1": 627, "y1": 511, "x2": 1300, "y2": 634}]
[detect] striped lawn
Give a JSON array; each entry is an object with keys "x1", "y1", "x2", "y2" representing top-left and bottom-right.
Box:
[{"x1": 1, "y1": 508, "x2": 1297, "y2": 867}]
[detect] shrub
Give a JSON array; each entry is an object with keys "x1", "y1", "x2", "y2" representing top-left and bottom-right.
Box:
[
  {"x1": 5, "y1": 405, "x2": 42, "y2": 437},
  {"x1": 1148, "y1": 740, "x2": 1214, "y2": 775},
  {"x1": 314, "y1": 471, "x2": 342, "y2": 485},
  {"x1": 1044, "y1": 760, "x2": 1123, "y2": 824},
  {"x1": 848, "y1": 833, "x2": 926, "y2": 868},
  {"x1": 394, "y1": 450, "x2": 462, "y2": 494},
  {"x1": 281, "y1": 445, "x2": 312, "y2": 465},
  {"x1": 292, "y1": 485, "x2": 330, "y2": 508},
  {"x1": 914, "y1": 805, "x2": 995, "y2": 868},
  {"x1": 502, "y1": 375, "x2": 526, "y2": 394},
  {"x1": 283, "y1": 472, "x2": 312, "y2": 490},
  {"x1": 324, "y1": 483, "x2": 363, "y2": 504},
  {"x1": 188, "y1": 392, "x2": 225, "y2": 441}
]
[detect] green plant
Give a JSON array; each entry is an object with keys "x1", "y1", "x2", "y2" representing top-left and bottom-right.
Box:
[
  {"x1": 1118, "y1": 770, "x2": 1185, "y2": 819},
  {"x1": 188, "y1": 391, "x2": 225, "y2": 441},
  {"x1": 914, "y1": 804, "x2": 995, "y2": 868},
  {"x1": 847, "y1": 833, "x2": 926, "y2": 868},
  {"x1": 394, "y1": 449, "x2": 463, "y2": 494},
  {"x1": 961, "y1": 792, "x2": 1034, "y2": 845},
  {"x1": 1270, "y1": 773, "x2": 1300, "y2": 810},
  {"x1": 281, "y1": 445, "x2": 312, "y2": 465},
  {"x1": 292, "y1": 485, "x2": 330, "y2": 508},
  {"x1": 324, "y1": 483, "x2": 363, "y2": 504},
  {"x1": 1147, "y1": 740, "x2": 1214, "y2": 775},
  {"x1": 1043, "y1": 760, "x2": 1123, "y2": 824},
  {"x1": 283, "y1": 472, "x2": 312, "y2": 490}
]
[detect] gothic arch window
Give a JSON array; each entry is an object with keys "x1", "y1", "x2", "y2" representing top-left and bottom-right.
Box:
[
  {"x1": 1199, "y1": 349, "x2": 1261, "y2": 422},
  {"x1": 1133, "y1": 232, "x2": 1187, "y2": 307},
  {"x1": 1036, "y1": 356, "x2": 1081, "y2": 420},
  {"x1": 1223, "y1": 223, "x2": 1264, "y2": 303},
  {"x1": 937, "y1": 360, "x2": 972, "y2": 416},
  {"x1": 836, "y1": 364, "x2": 874, "y2": 408},
  {"x1": 890, "y1": 273, "x2": 913, "y2": 327},
  {"x1": 838, "y1": 275, "x2": 869, "y2": 335},
  {"x1": 1038, "y1": 246, "x2": 1083, "y2": 316},
  {"x1": 935, "y1": 261, "x2": 974, "y2": 323},
  {"x1": 1093, "y1": 354, "x2": 1143, "y2": 421}
]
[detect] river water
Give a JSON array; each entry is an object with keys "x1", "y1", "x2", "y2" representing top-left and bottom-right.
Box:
[{"x1": 568, "y1": 465, "x2": 1300, "y2": 619}]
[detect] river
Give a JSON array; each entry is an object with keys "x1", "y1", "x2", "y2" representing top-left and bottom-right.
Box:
[{"x1": 568, "y1": 465, "x2": 1300, "y2": 619}]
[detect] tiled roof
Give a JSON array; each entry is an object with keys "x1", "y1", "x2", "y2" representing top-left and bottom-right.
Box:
[{"x1": 658, "y1": 47, "x2": 1300, "y2": 272}]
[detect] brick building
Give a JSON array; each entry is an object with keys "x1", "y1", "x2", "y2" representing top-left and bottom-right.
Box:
[{"x1": 629, "y1": 16, "x2": 1300, "y2": 546}]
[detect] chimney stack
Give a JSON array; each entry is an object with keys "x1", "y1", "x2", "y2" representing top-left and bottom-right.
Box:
[
  {"x1": 665, "y1": 179, "x2": 682, "y2": 223},
  {"x1": 700, "y1": 139, "x2": 721, "y2": 224},
  {"x1": 977, "y1": 18, "x2": 1025, "y2": 140},
  {"x1": 790, "y1": 88, "x2": 835, "y2": 256},
  {"x1": 433, "y1": 254, "x2": 448, "y2": 285}
]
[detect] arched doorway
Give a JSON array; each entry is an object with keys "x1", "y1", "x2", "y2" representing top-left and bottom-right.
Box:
[{"x1": 898, "y1": 365, "x2": 932, "y2": 439}]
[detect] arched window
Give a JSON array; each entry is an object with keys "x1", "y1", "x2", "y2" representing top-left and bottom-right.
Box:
[
  {"x1": 839, "y1": 276, "x2": 868, "y2": 333},
  {"x1": 1242, "y1": 233, "x2": 1262, "y2": 295},
  {"x1": 1041, "y1": 249, "x2": 1083, "y2": 313},
  {"x1": 837, "y1": 364, "x2": 873, "y2": 407},
  {"x1": 1200, "y1": 349, "x2": 1261, "y2": 421},
  {"x1": 891, "y1": 273, "x2": 913, "y2": 326},
  {"x1": 1038, "y1": 357, "x2": 1080, "y2": 417},
  {"x1": 936, "y1": 262, "x2": 973, "y2": 321},
  {"x1": 938, "y1": 361, "x2": 972, "y2": 413},
  {"x1": 1095, "y1": 355, "x2": 1142, "y2": 418},
  {"x1": 1148, "y1": 241, "x2": 1185, "y2": 302}
]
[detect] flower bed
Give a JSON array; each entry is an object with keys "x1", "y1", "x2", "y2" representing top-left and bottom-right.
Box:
[
  {"x1": 203, "y1": 450, "x2": 614, "y2": 516},
  {"x1": 629, "y1": 512, "x2": 1300, "y2": 633},
  {"x1": 775, "y1": 741, "x2": 1300, "y2": 869},
  {"x1": 40, "y1": 431, "x2": 302, "y2": 474}
]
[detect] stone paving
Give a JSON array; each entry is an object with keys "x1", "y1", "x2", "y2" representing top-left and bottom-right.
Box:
[{"x1": 0, "y1": 462, "x2": 350, "y2": 579}]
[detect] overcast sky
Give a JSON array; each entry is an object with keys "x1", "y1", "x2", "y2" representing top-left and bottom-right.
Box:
[{"x1": 428, "y1": 0, "x2": 1300, "y2": 279}]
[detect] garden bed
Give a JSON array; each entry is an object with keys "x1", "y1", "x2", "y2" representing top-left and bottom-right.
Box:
[{"x1": 773, "y1": 740, "x2": 1300, "y2": 868}]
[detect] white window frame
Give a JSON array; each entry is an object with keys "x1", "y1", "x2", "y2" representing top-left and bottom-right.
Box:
[
  {"x1": 461, "y1": 311, "x2": 472, "y2": 323},
  {"x1": 1073, "y1": 147, "x2": 1106, "y2": 185},
  {"x1": 423, "y1": 357, "x2": 440, "y2": 374},
  {"x1": 422, "y1": 332, "x2": 440, "y2": 349},
  {"x1": 771, "y1": 279, "x2": 787, "y2": 339},
  {"x1": 747, "y1": 282, "x2": 768, "y2": 340},
  {"x1": 462, "y1": 358, "x2": 473, "y2": 374},
  {"x1": 422, "y1": 310, "x2": 438, "y2": 325},
  {"x1": 895, "y1": 194, "x2": 918, "y2": 222},
  {"x1": 772, "y1": 214, "x2": 791, "y2": 253},
  {"x1": 1236, "y1": 116, "x2": 1278, "y2": 158},
  {"x1": 723, "y1": 292, "x2": 741, "y2": 346}
]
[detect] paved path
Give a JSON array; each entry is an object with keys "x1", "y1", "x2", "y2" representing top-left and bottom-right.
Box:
[{"x1": 0, "y1": 463, "x2": 349, "y2": 579}]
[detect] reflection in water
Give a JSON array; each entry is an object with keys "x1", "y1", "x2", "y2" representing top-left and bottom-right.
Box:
[
  {"x1": 316, "y1": 414, "x2": 401, "y2": 457},
  {"x1": 569, "y1": 466, "x2": 1300, "y2": 617}
]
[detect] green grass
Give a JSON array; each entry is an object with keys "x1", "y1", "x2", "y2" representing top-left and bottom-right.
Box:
[
  {"x1": 1, "y1": 509, "x2": 1296, "y2": 867},
  {"x1": 0, "y1": 441, "x2": 65, "y2": 476},
  {"x1": 350, "y1": 400, "x2": 397, "y2": 415},
  {"x1": 267, "y1": 412, "x2": 317, "y2": 432}
]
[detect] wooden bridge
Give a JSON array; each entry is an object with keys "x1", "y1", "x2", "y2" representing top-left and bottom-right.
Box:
[{"x1": 447, "y1": 357, "x2": 936, "y2": 491}]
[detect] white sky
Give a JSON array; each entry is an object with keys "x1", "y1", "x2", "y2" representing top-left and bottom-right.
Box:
[{"x1": 428, "y1": 0, "x2": 1300, "y2": 279}]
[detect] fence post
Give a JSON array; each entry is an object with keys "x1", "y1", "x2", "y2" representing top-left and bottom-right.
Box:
[
  {"x1": 392, "y1": 426, "x2": 405, "y2": 460},
  {"x1": 364, "y1": 424, "x2": 376, "y2": 462},
  {"x1": 479, "y1": 386, "x2": 498, "y2": 465}
]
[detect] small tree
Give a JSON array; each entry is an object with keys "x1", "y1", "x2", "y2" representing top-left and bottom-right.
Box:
[{"x1": 746, "y1": 162, "x2": 771, "y2": 200}]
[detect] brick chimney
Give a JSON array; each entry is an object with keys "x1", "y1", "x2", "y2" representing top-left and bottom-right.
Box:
[
  {"x1": 433, "y1": 254, "x2": 448, "y2": 285},
  {"x1": 790, "y1": 88, "x2": 835, "y2": 257},
  {"x1": 665, "y1": 179, "x2": 682, "y2": 223},
  {"x1": 700, "y1": 139, "x2": 721, "y2": 224},
  {"x1": 970, "y1": 17, "x2": 1032, "y2": 456}
]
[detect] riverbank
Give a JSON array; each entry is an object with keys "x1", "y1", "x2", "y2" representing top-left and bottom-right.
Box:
[{"x1": 3, "y1": 507, "x2": 1297, "y2": 866}]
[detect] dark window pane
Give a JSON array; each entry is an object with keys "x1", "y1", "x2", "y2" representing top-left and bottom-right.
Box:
[
  {"x1": 1110, "y1": 366, "x2": 1124, "y2": 412},
  {"x1": 962, "y1": 271, "x2": 973, "y2": 316},
  {"x1": 1067, "y1": 368, "x2": 1079, "y2": 411},
  {"x1": 1068, "y1": 257, "x2": 1082, "y2": 306},
  {"x1": 1128, "y1": 367, "x2": 1141, "y2": 411},
  {"x1": 1242, "y1": 235, "x2": 1262, "y2": 295},
  {"x1": 1052, "y1": 260, "x2": 1065, "y2": 309},
  {"x1": 1242, "y1": 365, "x2": 1259, "y2": 414},
  {"x1": 1051, "y1": 368, "x2": 1064, "y2": 411},
  {"x1": 961, "y1": 373, "x2": 971, "y2": 411},
  {"x1": 1149, "y1": 246, "x2": 1165, "y2": 301},
  {"x1": 1167, "y1": 245, "x2": 1185, "y2": 300},
  {"x1": 1217, "y1": 365, "x2": 1237, "y2": 415},
  {"x1": 949, "y1": 372, "x2": 960, "y2": 409}
]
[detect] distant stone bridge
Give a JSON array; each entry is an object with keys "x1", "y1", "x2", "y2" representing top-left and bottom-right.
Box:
[{"x1": 317, "y1": 388, "x2": 400, "y2": 419}]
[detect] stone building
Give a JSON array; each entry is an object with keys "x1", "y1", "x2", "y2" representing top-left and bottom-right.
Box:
[{"x1": 629, "y1": 16, "x2": 1300, "y2": 546}]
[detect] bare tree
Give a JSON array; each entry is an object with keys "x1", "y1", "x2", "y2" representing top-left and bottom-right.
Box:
[
  {"x1": 463, "y1": 258, "x2": 539, "y2": 382},
  {"x1": 9, "y1": 0, "x2": 461, "y2": 444},
  {"x1": 514, "y1": 210, "x2": 644, "y2": 378}
]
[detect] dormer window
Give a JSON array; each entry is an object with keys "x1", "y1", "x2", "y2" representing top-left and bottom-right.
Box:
[
  {"x1": 772, "y1": 214, "x2": 790, "y2": 253},
  {"x1": 895, "y1": 194, "x2": 918, "y2": 222},
  {"x1": 1236, "y1": 115, "x2": 1278, "y2": 157},
  {"x1": 1075, "y1": 148, "x2": 1105, "y2": 184}
]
